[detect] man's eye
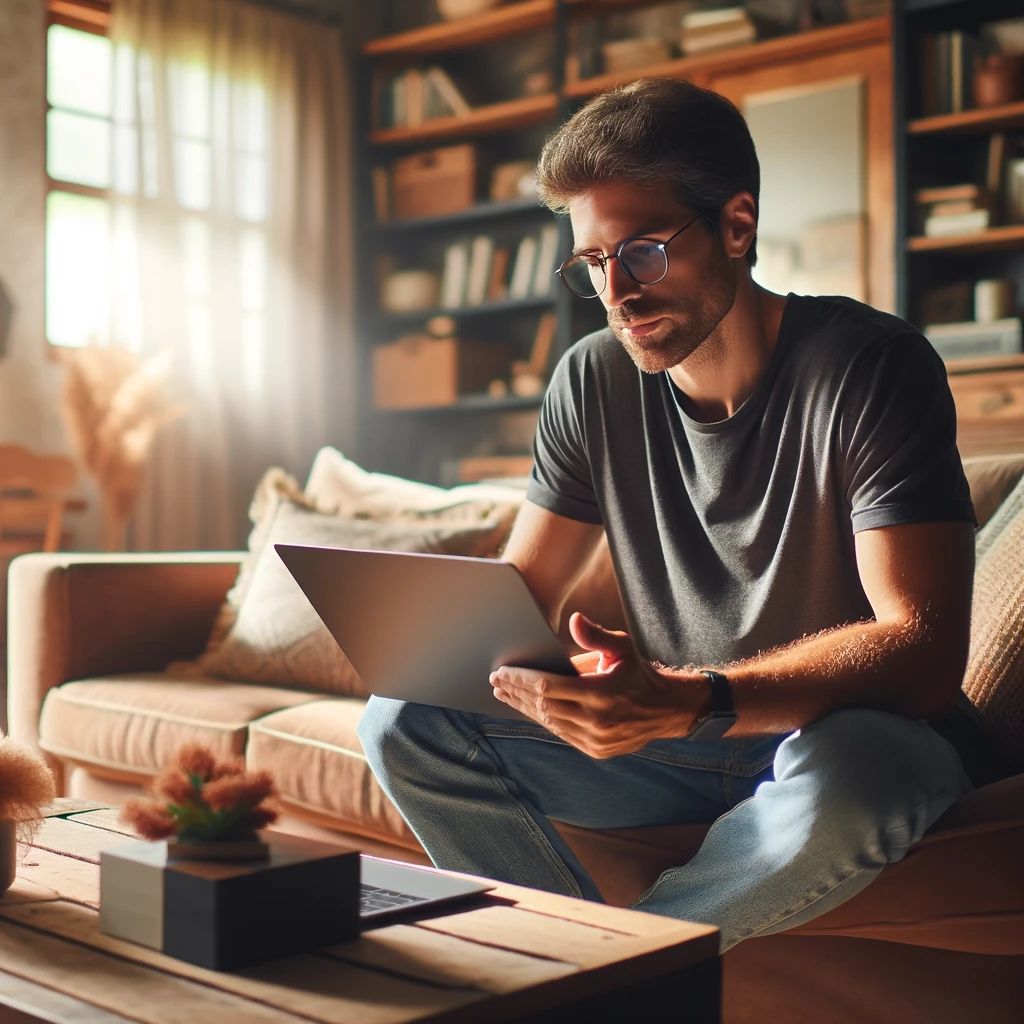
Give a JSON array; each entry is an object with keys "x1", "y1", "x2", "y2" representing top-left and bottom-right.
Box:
[
  {"x1": 627, "y1": 242, "x2": 660, "y2": 260},
  {"x1": 579, "y1": 254, "x2": 603, "y2": 267}
]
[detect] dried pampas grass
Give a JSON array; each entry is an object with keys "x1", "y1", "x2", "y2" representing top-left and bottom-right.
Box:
[
  {"x1": 59, "y1": 346, "x2": 186, "y2": 550},
  {"x1": 0, "y1": 738, "x2": 57, "y2": 846}
]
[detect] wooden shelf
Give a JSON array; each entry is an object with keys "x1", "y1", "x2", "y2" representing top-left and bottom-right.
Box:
[
  {"x1": 377, "y1": 198, "x2": 546, "y2": 234},
  {"x1": 907, "y1": 225, "x2": 1024, "y2": 254},
  {"x1": 370, "y1": 94, "x2": 558, "y2": 146},
  {"x1": 375, "y1": 394, "x2": 543, "y2": 415},
  {"x1": 378, "y1": 296, "x2": 556, "y2": 324},
  {"x1": 945, "y1": 352, "x2": 1024, "y2": 375},
  {"x1": 564, "y1": 17, "x2": 890, "y2": 98},
  {"x1": 908, "y1": 100, "x2": 1024, "y2": 136},
  {"x1": 364, "y1": 1, "x2": 555, "y2": 58}
]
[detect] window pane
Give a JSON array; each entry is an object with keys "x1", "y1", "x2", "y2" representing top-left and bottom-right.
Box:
[
  {"x1": 48, "y1": 109, "x2": 111, "y2": 188},
  {"x1": 46, "y1": 191, "x2": 110, "y2": 348},
  {"x1": 236, "y1": 154, "x2": 267, "y2": 222},
  {"x1": 174, "y1": 138, "x2": 211, "y2": 211},
  {"x1": 170, "y1": 61, "x2": 210, "y2": 138},
  {"x1": 239, "y1": 228, "x2": 266, "y2": 311},
  {"x1": 47, "y1": 24, "x2": 112, "y2": 117}
]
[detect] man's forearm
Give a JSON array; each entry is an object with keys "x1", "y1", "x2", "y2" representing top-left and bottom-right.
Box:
[{"x1": 659, "y1": 615, "x2": 966, "y2": 738}]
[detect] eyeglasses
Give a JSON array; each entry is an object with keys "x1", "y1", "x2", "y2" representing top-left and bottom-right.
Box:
[{"x1": 556, "y1": 217, "x2": 701, "y2": 299}]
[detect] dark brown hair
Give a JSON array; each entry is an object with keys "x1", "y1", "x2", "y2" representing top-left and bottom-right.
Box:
[{"x1": 537, "y1": 79, "x2": 760, "y2": 266}]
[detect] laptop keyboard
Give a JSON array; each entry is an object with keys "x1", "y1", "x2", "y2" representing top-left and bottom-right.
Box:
[{"x1": 360, "y1": 883, "x2": 424, "y2": 915}]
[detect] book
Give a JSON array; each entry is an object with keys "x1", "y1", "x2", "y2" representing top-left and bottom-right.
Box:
[
  {"x1": 928, "y1": 200, "x2": 982, "y2": 217},
  {"x1": 509, "y1": 235, "x2": 538, "y2": 300},
  {"x1": 371, "y1": 166, "x2": 389, "y2": 222},
  {"x1": 681, "y1": 6, "x2": 750, "y2": 31},
  {"x1": 487, "y1": 246, "x2": 511, "y2": 301},
  {"x1": 425, "y1": 67, "x2": 471, "y2": 118},
  {"x1": 532, "y1": 224, "x2": 560, "y2": 298},
  {"x1": 405, "y1": 69, "x2": 424, "y2": 128},
  {"x1": 440, "y1": 241, "x2": 469, "y2": 309},
  {"x1": 1008, "y1": 158, "x2": 1024, "y2": 222},
  {"x1": 914, "y1": 184, "x2": 989, "y2": 206},
  {"x1": 923, "y1": 318, "x2": 1022, "y2": 361},
  {"x1": 924, "y1": 209, "x2": 992, "y2": 236},
  {"x1": 465, "y1": 235, "x2": 493, "y2": 306},
  {"x1": 681, "y1": 24, "x2": 756, "y2": 54}
]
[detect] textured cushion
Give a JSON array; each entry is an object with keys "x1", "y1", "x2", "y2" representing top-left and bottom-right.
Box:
[
  {"x1": 964, "y1": 470, "x2": 1024, "y2": 775},
  {"x1": 246, "y1": 699, "x2": 418, "y2": 850},
  {"x1": 304, "y1": 446, "x2": 526, "y2": 519},
  {"x1": 38, "y1": 674, "x2": 319, "y2": 778},
  {"x1": 197, "y1": 489, "x2": 519, "y2": 697}
]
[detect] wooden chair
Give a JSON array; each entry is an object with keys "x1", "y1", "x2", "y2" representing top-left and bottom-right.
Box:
[{"x1": 0, "y1": 445, "x2": 77, "y2": 555}]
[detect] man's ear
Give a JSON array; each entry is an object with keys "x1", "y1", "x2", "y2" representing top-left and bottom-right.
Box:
[{"x1": 718, "y1": 192, "x2": 757, "y2": 262}]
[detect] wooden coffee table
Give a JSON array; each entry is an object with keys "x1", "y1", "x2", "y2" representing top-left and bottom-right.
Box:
[{"x1": 0, "y1": 802, "x2": 720, "y2": 1023}]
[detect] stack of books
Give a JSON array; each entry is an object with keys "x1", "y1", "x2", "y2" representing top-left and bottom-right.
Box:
[
  {"x1": 923, "y1": 318, "x2": 1022, "y2": 362},
  {"x1": 916, "y1": 184, "x2": 994, "y2": 238},
  {"x1": 439, "y1": 224, "x2": 560, "y2": 310},
  {"x1": 679, "y1": 7, "x2": 756, "y2": 56},
  {"x1": 373, "y1": 66, "x2": 471, "y2": 130}
]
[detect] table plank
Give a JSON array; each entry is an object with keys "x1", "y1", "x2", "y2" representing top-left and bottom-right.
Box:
[
  {"x1": 0, "y1": 922, "x2": 315, "y2": 1024},
  {"x1": 0, "y1": 968, "x2": 137, "y2": 1024},
  {"x1": 325, "y1": 923, "x2": 575, "y2": 993},
  {"x1": 31, "y1": 818, "x2": 130, "y2": 863},
  {"x1": 5, "y1": 845, "x2": 100, "y2": 907},
  {"x1": 66, "y1": 808, "x2": 135, "y2": 837},
  {"x1": 0, "y1": 901, "x2": 485, "y2": 1024}
]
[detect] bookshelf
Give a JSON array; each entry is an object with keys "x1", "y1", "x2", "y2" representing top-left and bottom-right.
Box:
[
  {"x1": 894, "y1": 0, "x2": 1024, "y2": 456},
  {"x1": 356, "y1": 3, "x2": 896, "y2": 483}
]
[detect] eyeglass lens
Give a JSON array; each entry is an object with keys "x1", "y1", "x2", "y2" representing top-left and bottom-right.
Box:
[{"x1": 560, "y1": 238, "x2": 668, "y2": 298}]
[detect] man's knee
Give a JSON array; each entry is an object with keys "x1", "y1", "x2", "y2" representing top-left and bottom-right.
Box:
[
  {"x1": 771, "y1": 709, "x2": 964, "y2": 854},
  {"x1": 357, "y1": 696, "x2": 424, "y2": 761}
]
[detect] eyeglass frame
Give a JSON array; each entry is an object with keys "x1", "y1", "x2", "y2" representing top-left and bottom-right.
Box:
[{"x1": 555, "y1": 215, "x2": 702, "y2": 299}]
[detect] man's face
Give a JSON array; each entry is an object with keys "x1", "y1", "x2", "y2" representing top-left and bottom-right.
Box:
[{"x1": 567, "y1": 181, "x2": 737, "y2": 374}]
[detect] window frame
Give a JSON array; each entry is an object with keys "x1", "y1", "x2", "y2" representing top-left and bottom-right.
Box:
[{"x1": 44, "y1": 1, "x2": 112, "y2": 350}]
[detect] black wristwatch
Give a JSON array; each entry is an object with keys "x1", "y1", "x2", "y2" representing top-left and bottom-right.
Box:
[{"x1": 687, "y1": 670, "x2": 737, "y2": 740}]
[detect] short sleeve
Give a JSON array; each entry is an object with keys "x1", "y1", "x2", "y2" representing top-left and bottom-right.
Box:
[
  {"x1": 526, "y1": 348, "x2": 603, "y2": 524},
  {"x1": 838, "y1": 332, "x2": 976, "y2": 533}
]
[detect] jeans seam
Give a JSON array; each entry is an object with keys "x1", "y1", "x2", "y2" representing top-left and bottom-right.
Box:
[{"x1": 464, "y1": 729, "x2": 585, "y2": 899}]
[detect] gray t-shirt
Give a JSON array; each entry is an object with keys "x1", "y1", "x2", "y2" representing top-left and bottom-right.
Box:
[{"x1": 526, "y1": 293, "x2": 976, "y2": 668}]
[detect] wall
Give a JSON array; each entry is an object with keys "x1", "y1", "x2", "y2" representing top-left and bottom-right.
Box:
[{"x1": 0, "y1": 0, "x2": 101, "y2": 550}]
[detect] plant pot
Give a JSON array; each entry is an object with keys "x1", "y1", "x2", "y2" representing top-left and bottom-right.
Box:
[
  {"x1": 0, "y1": 821, "x2": 16, "y2": 893},
  {"x1": 972, "y1": 54, "x2": 1024, "y2": 108},
  {"x1": 166, "y1": 837, "x2": 269, "y2": 862}
]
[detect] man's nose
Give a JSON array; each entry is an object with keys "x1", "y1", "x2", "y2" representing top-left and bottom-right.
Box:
[{"x1": 602, "y1": 257, "x2": 643, "y2": 309}]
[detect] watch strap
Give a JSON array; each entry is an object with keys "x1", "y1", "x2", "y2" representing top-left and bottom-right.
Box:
[{"x1": 687, "y1": 669, "x2": 737, "y2": 740}]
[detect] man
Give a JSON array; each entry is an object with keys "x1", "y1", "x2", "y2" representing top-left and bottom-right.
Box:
[{"x1": 358, "y1": 79, "x2": 977, "y2": 951}]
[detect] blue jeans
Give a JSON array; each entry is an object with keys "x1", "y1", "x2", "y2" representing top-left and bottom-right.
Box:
[{"x1": 357, "y1": 699, "x2": 969, "y2": 950}]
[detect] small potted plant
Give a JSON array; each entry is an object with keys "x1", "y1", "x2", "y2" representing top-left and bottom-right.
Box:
[
  {"x1": 122, "y1": 743, "x2": 279, "y2": 860},
  {"x1": 0, "y1": 737, "x2": 58, "y2": 893}
]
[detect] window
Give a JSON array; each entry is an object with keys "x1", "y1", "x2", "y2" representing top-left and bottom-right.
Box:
[
  {"x1": 46, "y1": 15, "x2": 117, "y2": 348},
  {"x1": 45, "y1": 0, "x2": 269, "y2": 365}
]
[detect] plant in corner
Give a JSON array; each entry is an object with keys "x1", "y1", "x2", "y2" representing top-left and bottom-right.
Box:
[{"x1": 122, "y1": 743, "x2": 279, "y2": 861}]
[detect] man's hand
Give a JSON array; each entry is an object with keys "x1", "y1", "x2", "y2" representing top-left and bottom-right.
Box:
[{"x1": 490, "y1": 612, "x2": 703, "y2": 759}]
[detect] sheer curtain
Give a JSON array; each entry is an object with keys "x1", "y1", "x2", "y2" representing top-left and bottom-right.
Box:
[{"x1": 109, "y1": 0, "x2": 356, "y2": 550}]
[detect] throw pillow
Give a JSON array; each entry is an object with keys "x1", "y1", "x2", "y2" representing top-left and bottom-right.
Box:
[
  {"x1": 196, "y1": 479, "x2": 524, "y2": 696},
  {"x1": 305, "y1": 446, "x2": 528, "y2": 522},
  {"x1": 964, "y1": 469, "x2": 1024, "y2": 775}
]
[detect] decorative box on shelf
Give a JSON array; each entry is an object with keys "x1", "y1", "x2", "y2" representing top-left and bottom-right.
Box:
[
  {"x1": 100, "y1": 835, "x2": 360, "y2": 970},
  {"x1": 390, "y1": 144, "x2": 478, "y2": 221},
  {"x1": 374, "y1": 334, "x2": 511, "y2": 409}
]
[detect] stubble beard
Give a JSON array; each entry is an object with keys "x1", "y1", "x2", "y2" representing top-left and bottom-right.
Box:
[{"x1": 609, "y1": 254, "x2": 738, "y2": 375}]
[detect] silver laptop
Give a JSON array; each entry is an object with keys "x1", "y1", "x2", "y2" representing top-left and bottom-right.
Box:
[
  {"x1": 275, "y1": 544, "x2": 577, "y2": 721},
  {"x1": 360, "y1": 856, "x2": 492, "y2": 921}
]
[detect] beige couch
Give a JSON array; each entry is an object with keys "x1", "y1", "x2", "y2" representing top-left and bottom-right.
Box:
[{"x1": 7, "y1": 453, "x2": 1024, "y2": 1023}]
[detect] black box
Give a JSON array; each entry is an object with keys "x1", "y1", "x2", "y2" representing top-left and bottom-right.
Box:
[{"x1": 100, "y1": 835, "x2": 359, "y2": 970}]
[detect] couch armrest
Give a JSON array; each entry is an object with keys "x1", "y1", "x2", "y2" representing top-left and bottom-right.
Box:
[{"x1": 7, "y1": 552, "x2": 243, "y2": 747}]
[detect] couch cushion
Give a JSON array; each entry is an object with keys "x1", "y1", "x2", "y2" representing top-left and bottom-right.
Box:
[
  {"x1": 246, "y1": 699, "x2": 418, "y2": 850},
  {"x1": 38, "y1": 674, "x2": 320, "y2": 779},
  {"x1": 962, "y1": 452, "x2": 1024, "y2": 533}
]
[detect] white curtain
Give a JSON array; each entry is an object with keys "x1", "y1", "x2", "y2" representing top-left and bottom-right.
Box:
[{"x1": 108, "y1": 0, "x2": 356, "y2": 550}]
